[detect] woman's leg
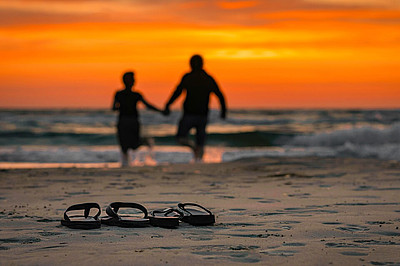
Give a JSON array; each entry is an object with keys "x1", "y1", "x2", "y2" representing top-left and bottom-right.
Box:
[{"x1": 121, "y1": 148, "x2": 129, "y2": 167}]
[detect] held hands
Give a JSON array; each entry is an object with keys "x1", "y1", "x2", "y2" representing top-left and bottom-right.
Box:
[
  {"x1": 220, "y1": 110, "x2": 226, "y2": 120},
  {"x1": 162, "y1": 106, "x2": 170, "y2": 116}
]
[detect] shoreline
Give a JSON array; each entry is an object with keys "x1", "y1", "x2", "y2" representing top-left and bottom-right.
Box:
[
  {"x1": 1, "y1": 156, "x2": 400, "y2": 265},
  {"x1": 1, "y1": 154, "x2": 399, "y2": 170},
  {"x1": 0, "y1": 162, "x2": 121, "y2": 169}
]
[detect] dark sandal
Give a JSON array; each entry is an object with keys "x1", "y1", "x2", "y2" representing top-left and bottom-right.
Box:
[
  {"x1": 101, "y1": 202, "x2": 150, "y2": 228},
  {"x1": 177, "y1": 203, "x2": 215, "y2": 226},
  {"x1": 61, "y1": 203, "x2": 101, "y2": 229},
  {"x1": 149, "y1": 208, "x2": 181, "y2": 228}
]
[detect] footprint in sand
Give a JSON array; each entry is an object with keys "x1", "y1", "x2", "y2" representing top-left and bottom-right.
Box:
[
  {"x1": 38, "y1": 232, "x2": 65, "y2": 236},
  {"x1": 260, "y1": 249, "x2": 298, "y2": 257},
  {"x1": 354, "y1": 239, "x2": 400, "y2": 246},
  {"x1": 0, "y1": 237, "x2": 41, "y2": 245},
  {"x1": 258, "y1": 199, "x2": 281, "y2": 203},
  {"x1": 325, "y1": 242, "x2": 365, "y2": 248},
  {"x1": 191, "y1": 245, "x2": 261, "y2": 263},
  {"x1": 340, "y1": 251, "x2": 369, "y2": 256},
  {"x1": 336, "y1": 224, "x2": 370, "y2": 232},
  {"x1": 370, "y1": 261, "x2": 400, "y2": 265},
  {"x1": 282, "y1": 242, "x2": 306, "y2": 247},
  {"x1": 373, "y1": 231, "x2": 400, "y2": 237},
  {"x1": 215, "y1": 195, "x2": 235, "y2": 199},
  {"x1": 322, "y1": 222, "x2": 343, "y2": 225}
]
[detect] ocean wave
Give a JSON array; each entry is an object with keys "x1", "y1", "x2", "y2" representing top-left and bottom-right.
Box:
[
  {"x1": 156, "y1": 131, "x2": 294, "y2": 147},
  {"x1": 0, "y1": 146, "x2": 119, "y2": 163},
  {"x1": 336, "y1": 143, "x2": 400, "y2": 160},
  {"x1": 1, "y1": 144, "x2": 399, "y2": 165},
  {"x1": 2, "y1": 124, "x2": 399, "y2": 148},
  {"x1": 1, "y1": 109, "x2": 399, "y2": 162},
  {"x1": 0, "y1": 131, "x2": 116, "y2": 146},
  {"x1": 0, "y1": 146, "x2": 216, "y2": 164},
  {"x1": 0, "y1": 129, "x2": 295, "y2": 147},
  {"x1": 288, "y1": 123, "x2": 400, "y2": 147}
]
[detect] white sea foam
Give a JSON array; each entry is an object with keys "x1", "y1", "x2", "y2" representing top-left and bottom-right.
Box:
[
  {"x1": 283, "y1": 123, "x2": 400, "y2": 160},
  {"x1": 1, "y1": 142, "x2": 399, "y2": 169},
  {"x1": 0, "y1": 145, "x2": 223, "y2": 166},
  {"x1": 289, "y1": 123, "x2": 400, "y2": 146}
]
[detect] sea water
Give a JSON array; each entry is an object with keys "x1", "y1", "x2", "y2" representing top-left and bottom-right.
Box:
[{"x1": 0, "y1": 109, "x2": 399, "y2": 168}]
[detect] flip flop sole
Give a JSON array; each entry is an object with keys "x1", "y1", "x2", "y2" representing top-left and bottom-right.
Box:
[
  {"x1": 118, "y1": 218, "x2": 150, "y2": 228},
  {"x1": 101, "y1": 216, "x2": 119, "y2": 226},
  {"x1": 182, "y1": 214, "x2": 215, "y2": 226},
  {"x1": 101, "y1": 216, "x2": 150, "y2": 227},
  {"x1": 61, "y1": 220, "x2": 101, "y2": 230},
  {"x1": 149, "y1": 216, "x2": 179, "y2": 228}
]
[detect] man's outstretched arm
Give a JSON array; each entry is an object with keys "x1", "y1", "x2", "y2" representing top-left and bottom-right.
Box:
[
  {"x1": 212, "y1": 80, "x2": 227, "y2": 119},
  {"x1": 164, "y1": 82, "x2": 184, "y2": 114}
]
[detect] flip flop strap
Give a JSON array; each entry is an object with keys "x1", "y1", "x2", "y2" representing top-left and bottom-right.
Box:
[
  {"x1": 63, "y1": 203, "x2": 101, "y2": 221},
  {"x1": 177, "y1": 203, "x2": 212, "y2": 215},
  {"x1": 151, "y1": 208, "x2": 182, "y2": 218},
  {"x1": 106, "y1": 202, "x2": 148, "y2": 219}
]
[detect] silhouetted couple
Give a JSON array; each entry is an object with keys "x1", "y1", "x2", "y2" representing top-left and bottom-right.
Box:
[{"x1": 112, "y1": 55, "x2": 226, "y2": 167}]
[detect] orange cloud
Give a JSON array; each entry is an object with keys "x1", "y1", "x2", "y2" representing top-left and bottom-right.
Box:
[
  {"x1": 217, "y1": 1, "x2": 258, "y2": 9},
  {"x1": 304, "y1": 0, "x2": 400, "y2": 8},
  {"x1": 179, "y1": 1, "x2": 207, "y2": 9},
  {"x1": 257, "y1": 9, "x2": 400, "y2": 21}
]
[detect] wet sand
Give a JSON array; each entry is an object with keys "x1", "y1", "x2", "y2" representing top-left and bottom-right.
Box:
[{"x1": 0, "y1": 157, "x2": 400, "y2": 265}]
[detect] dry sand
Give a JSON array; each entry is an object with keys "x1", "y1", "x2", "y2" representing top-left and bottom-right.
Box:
[{"x1": 0, "y1": 157, "x2": 400, "y2": 265}]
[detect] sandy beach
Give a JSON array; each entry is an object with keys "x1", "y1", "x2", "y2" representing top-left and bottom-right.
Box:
[{"x1": 0, "y1": 156, "x2": 399, "y2": 265}]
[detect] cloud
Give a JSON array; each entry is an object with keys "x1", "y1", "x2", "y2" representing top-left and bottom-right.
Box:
[
  {"x1": 0, "y1": 9, "x2": 97, "y2": 26},
  {"x1": 0, "y1": 1, "x2": 265, "y2": 27},
  {"x1": 256, "y1": 9, "x2": 400, "y2": 25},
  {"x1": 1, "y1": 0, "x2": 399, "y2": 28},
  {"x1": 303, "y1": 0, "x2": 400, "y2": 8},
  {"x1": 217, "y1": 1, "x2": 259, "y2": 10},
  {"x1": 0, "y1": 1, "x2": 180, "y2": 26}
]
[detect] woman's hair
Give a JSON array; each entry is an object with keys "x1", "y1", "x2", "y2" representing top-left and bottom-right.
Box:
[{"x1": 122, "y1": 72, "x2": 134, "y2": 87}]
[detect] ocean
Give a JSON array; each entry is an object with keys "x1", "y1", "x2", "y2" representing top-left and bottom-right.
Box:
[{"x1": 0, "y1": 109, "x2": 399, "y2": 167}]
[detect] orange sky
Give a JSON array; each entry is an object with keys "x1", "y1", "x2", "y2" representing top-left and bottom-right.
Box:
[{"x1": 0, "y1": 0, "x2": 399, "y2": 109}]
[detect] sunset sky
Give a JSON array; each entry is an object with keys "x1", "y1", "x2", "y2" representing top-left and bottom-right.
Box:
[{"x1": 0, "y1": 0, "x2": 399, "y2": 109}]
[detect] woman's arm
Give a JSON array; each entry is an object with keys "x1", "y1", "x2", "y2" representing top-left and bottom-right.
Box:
[
  {"x1": 112, "y1": 93, "x2": 120, "y2": 111},
  {"x1": 140, "y1": 95, "x2": 161, "y2": 112}
]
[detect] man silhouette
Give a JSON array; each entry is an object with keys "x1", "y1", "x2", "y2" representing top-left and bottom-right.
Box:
[{"x1": 163, "y1": 54, "x2": 227, "y2": 161}]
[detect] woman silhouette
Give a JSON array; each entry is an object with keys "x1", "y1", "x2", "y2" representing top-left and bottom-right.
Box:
[{"x1": 112, "y1": 71, "x2": 161, "y2": 167}]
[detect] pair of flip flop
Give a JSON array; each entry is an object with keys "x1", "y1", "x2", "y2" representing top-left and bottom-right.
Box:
[
  {"x1": 149, "y1": 203, "x2": 216, "y2": 227},
  {"x1": 61, "y1": 202, "x2": 215, "y2": 230}
]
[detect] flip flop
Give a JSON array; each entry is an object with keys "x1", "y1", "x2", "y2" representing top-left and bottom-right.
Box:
[
  {"x1": 149, "y1": 208, "x2": 181, "y2": 228},
  {"x1": 177, "y1": 203, "x2": 215, "y2": 226},
  {"x1": 101, "y1": 202, "x2": 150, "y2": 228},
  {"x1": 61, "y1": 203, "x2": 101, "y2": 229}
]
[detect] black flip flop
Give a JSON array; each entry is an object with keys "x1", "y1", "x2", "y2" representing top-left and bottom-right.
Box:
[
  {"x1": 61, "y1": 203, "x2": 101, "y2": 229},
  {"x1": 149, "y1": 208, "x2": 181, "y2": 228},
  {"x1": 177, "y1": 203, "x2": 215, "y2": 226},
  {"x1": 101, "y1": 202, "x2": 150, "y2": 228}
]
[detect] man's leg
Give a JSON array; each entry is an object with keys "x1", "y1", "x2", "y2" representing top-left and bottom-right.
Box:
[
  {"x1": 177, "y1": 137, "x2": 195, "y2": 150},
  {"x1": 194, "y1": 116, "x2": 207, "y2": 161},
  {"x1": 118, "y1": 131, "x2": 130, "y2": 167},
  {"x1": 193, "y1": 146, "x2": 204, "y2": 161},
  {"x1": 177, "y1": 115, "x2": 196, "y2": 151},
  {"x1": 140, "y1": 137, "x2": 154, "y2": 148}
]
